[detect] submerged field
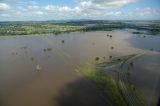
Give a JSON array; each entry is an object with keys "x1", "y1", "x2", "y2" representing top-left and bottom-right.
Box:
[{"x1": 0, "y1": 21, "x2": 160, "y2": 106}]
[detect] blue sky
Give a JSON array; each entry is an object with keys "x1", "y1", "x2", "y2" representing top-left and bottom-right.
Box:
[{"x1": 0, "y1": 0, "x2": 160, "y2": 21}]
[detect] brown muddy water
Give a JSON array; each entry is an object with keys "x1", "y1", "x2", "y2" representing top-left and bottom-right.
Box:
[{"x1": 0, "y1": 30, "x2": 160, "y2": 106}]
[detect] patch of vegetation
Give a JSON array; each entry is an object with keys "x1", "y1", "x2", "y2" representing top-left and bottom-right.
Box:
[
  {"x1": 95, "y1": 57, "x2": 100, "y2": 61},
  {"x1": 97, "y1": 58, "x2": 122, "y2": 67},
  {"x1": 117, "y1": 80, "x2": 130, "y2": 106},
  {"x1": 79, "y1": 66, "x2": 128, "y2": 106},
  {"x1": 43, "y1": 48, "x2": 52, "y2": 52},
  {"x1": 132, "y1": 32, "x2": 146, "y2": 34},
  {"x1": 47, "y1": 48, "x2": 52, "y2": 52},
  {"x1": 97, "y1": 54, "x2": 136, "y2": 67}
]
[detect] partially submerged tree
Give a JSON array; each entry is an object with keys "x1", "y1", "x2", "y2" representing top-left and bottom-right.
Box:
[{"x1": 95, "y1": 57, "x2": 100, "y2": 61}]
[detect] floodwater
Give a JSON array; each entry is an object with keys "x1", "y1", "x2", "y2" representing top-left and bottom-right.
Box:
[
  {"x1": 129, "y1": 54, "x2": 160, "y2": 106},
  {"x1": 0, "y1": 30, "x2": 160, "y2": 106}
]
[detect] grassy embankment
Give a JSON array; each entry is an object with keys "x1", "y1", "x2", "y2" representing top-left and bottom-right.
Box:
[
  {"x1": 78, "y1": 54, "x2": 146, "y2": 106},
  {"x1": 79, "y1": 66, "x2": 128, "y2": 106}
]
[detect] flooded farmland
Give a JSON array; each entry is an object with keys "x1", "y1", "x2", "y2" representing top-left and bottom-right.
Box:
[{"x1": 0, "y1": 30, "x2": 160, "y2": 106}]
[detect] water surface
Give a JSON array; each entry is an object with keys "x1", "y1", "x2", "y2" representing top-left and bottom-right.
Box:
[{"x1": 0, "y1": 30, "x2": 160, "y2": 106}]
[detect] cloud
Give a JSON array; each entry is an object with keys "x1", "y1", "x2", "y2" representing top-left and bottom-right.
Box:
[
  {"x1": 127, "y1": 8, "x2": 160, "y2": 18},
  {"x1": 44, "y1": 5, "x2": 58, "y2": 11},
  {"x1": 0, "y1": 3, "x2": 10, "y2": 10},
  {"x1": 59, "y1": 6, "x2": 72, "y2": 12},
  {"x1": 0, "y1": 13, "x2": 10, "y2": 17},
  {"x1": 135, "y1": 8, "x2": 160, "y2": 16},
  {"x1": 17, "y1": 6, "x2": 28, "y2": 11},
  {"x1": 74, "y1": 6, "x2": 82, "y2": 13},
  {"x1": 44, "y1": 5, "x2": 72, "y2": 12},
  {"x1": 0, "y1": 0, "x2": 160, "y2": 21},
  {"x1": 29, "y1": 1, "x2": 38, "y2": 5},
  {"x1": 28, "y1": 5, "x2": 39, "y2": 9},
  {"x1": 68, "y1": 0, "x2": 139, "y2": 18},
  {"x1": 74, "y1": 0, "x2": 139, "y2": 10},
  {"x1": 33, "y1": 11, "x2": 45, "y2": 15}
]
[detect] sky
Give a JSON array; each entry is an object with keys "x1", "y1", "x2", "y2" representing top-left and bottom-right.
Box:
[{"x1": 0, "y1": 0, "x2": 160, "y2": 21}]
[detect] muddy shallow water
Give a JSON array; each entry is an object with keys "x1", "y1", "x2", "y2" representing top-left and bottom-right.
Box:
[{"x1": 0, "y1": 30, "x2": 160, "y2": 106}]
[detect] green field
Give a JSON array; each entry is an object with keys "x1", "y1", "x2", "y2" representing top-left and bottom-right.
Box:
[{"x1": 0, "y1": 23, "x2": 86, "y2": 36}]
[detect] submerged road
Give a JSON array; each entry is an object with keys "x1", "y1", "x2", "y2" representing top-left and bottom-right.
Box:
[
  {"x1": 119, "y1": 54, "x2": 144, "y2": 106},
  {"x1": 101, "y1": 54, "x2": 145, "y2": 106}
]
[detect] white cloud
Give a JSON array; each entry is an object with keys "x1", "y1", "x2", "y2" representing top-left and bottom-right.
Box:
[
  {"x1": 137, "y1": 8, "x2": 160, "y2": 16},
  {"x1": 29, "y1": 1, "x2": 38, "y2": 5},
  {"x1": 28, "y1": 5, "x2": 39, "y2": 9},
  {"x1": 129, "y1": 8, "x2": 160, "y2": 17},
  {"x1": 124, "y1": 8, "x2": 160, "y2": 20},
  {"x1": 0, "y1": 13, "x2": 10, "y2": 17},
  {"x1": 74, "y1": 6, "x2": 82, "y2": 13},
  {"x1": 0, "y1": 3, "x2": 10, "y2": 10},
  {"x1": 114, "y1": 11, "x2": 122, "y2": 16},
  {"x1": 33, "y1": 11, "x2": 45, "y2": 15},
  {"x1": 74, "y1": 0, "x2": 139, "y2": 10},
  {"x1": 44, "y1": 5, "x2": 72, "y2": 12},
  {"x1": 59, "y1": 6, "x2": 72, "y2": 12},
  {"x1": 44, "y1": 5, "x2": 58, "y2": 11},
  {"x1": 1, "y1": 0, "x2": 160, "y2": 21},
  {"x1": 68, "y1": 0, "x2": 139, "y2": 18}
]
